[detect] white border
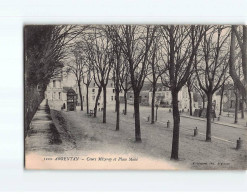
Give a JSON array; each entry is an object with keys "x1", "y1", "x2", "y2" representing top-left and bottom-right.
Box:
[{"x1": 0, "y1": 0, "x2": 247, "y2": 192}]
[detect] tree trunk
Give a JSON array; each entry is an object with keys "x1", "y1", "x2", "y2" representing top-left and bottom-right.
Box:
[
  {"x1": 188, "y1": 87, "x2": 192, "y2": 116},
  {"x1": 155, "y1": 106, "x2": 158, "y2": 121},
  {"x1": 134, "y1": 91, "x2": 141, "y2": 142},
  {"x1": 242, "y1": 26, "x2": 247, "y2": 104},
  {"x1": 219, "y1": 83, "x2": 225, "y2": 115},
  {"x1": 231, "y1": 26, "x2": 247, "y2": 107},
  {"x1": 116, "y1": 90, "x2": 120, "y2": 130},
  {"x1": 94, "y1": 87, "x2": 102, "y2": 117},
  {"x1": 103, "y1": 86, "x2": 107, "y2": 123},
  {"x1": 124, "y1": 90, "x2": 127, "y2": 115},
  {"x1": 124, "y1": 75, "x2": 128, "y2": 115},
  {"x1": 78, "y1": 81, "x2": 83, "y2": 111},
  {"x1": 241, "y1": 100, "x2": 245, "y2": 119},
  {"x1": 86, "y1": 85, "x2": 89, "y2": 114},
  {"x1": 202, "y1": 95, "x2": 205, "y2": 109},
  {"x1": 206, "y1": 92, "x2": 213, "y2": 142},
  {"x1": 171, "y1": 90, "x2": 180, "y2": 160},
  {"x1": 151, "y1": 84, "x2": 156, "y2": 124},
  {"x1": 234, "y1": 90, "x2": 239, "y2": 123}
]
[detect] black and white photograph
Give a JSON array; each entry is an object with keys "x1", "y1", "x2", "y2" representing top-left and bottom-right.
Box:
[
  {"x1": 24, "y1": 25, "x2": 247, "y2": 170},
  {"x1": 1, "y1": 0, "x2": 247, "y2": 193}
]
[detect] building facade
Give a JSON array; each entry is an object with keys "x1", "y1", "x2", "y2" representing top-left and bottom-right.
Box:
[
  {"x1": 126, "y1": 82, "x2": 194, "y2": 110},
  {"x1": 46, "y1": 72, "x2": 196, "y2": 112},
  {"x1": 45, "y1": 71, "x2": 67, "y2": 109},
  {"x1": 73, "y1": 79, "x2": 124, "y2": 111},
  {"x1": 148, "y1": 85, "x2": 194, "y2": 110}
]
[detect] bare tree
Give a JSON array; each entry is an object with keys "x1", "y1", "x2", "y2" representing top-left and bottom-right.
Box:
[
  {"x1": 160, "y1": 25, "x2": 206, "y2": 160},
  {"x1": 24, "y1": 25, "x2": 87, "y2": 137},
  {"x1": 232, "y1": 52, "x2": 243, "y2": 123},
  {"x1": 229, "y1": 26, "x2": 247, "y2": 120},
  {"x1": 195, "y1": 26, "x2": 230, "y2": 142},
  {"x1": 75, "y1": 40, "x2": 94, "y2": 114},
  {"x1": 231, "y1": 26, "x2": 247, "y2": 106},
  {"x1": 112, "y1": 25, "x2": 157, "y2": 142},
  {"x1": 186, "y1": 74, "x2": 194, "y2": 116},
  {"x1": 241, "y1": 95, "x2": 245, "y2": 119},
  {"x1": 66, "y1": 46, "x2": 86, "y2": 111},
  {"x1": 105, "y1": 26, "x2": 125, "y2": 130},
  {"x1": 120, "y1": 60, "x2": 132, "y2": 115},
  {"x1": 219, "y1": 79, "x2": 226, "y2": 115},
  {"x1": 112, "y1": 55, "x2": 122, "y2": 130},
  {"x1": 234, "y1": 85, "x2": 239, "y2": 123},
  {"x1": 147, "y1": 38, "x2": 165, "y2": 124},
  {"x1": 193, "y1": 80, "x2": 207, "y2": 109},
  {"x1": 83, "y1": 66, "x2": 93, "y2": 114},
  {"x1": 86, "y1": 29, "x2": 113, "y2": 122}
]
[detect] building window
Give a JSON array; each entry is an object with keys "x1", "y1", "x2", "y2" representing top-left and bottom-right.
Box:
[
  {"x1": 111, "y1": 96, "x2": 114, "y2": 101},
  {"x1": 130, "y1": 95, "x2": 132, "y2": 98},
  {"x1": 92, "y1": 89, "x2": 95, "y2": 93},
  {"x1": 83, "y1": 96, "x2": 84, "y2": 101},
  {"x1": 59, "y1": 92, "x2": 61, "y2": 100},
  {"x1": 53, "y1": 80, "x2": 56, "y2": 88},
  {"x1": 113, "y1": 89, "x2": 115, "y2": 93},
  {"x1": 111, "y1": 83, "x2": 113, "y2": 87},
  {"x1": 92, "y1": 96, "x2": 95, "y2": 100},
  {"x1": 93, "y1": 83, "x2": 95, "y2": 87}
]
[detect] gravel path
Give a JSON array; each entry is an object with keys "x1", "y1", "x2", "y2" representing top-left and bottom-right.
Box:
[
  {"x1": 25, "y1": 101, "x2": 247, "y2": 170},
  {"x1": 51, "y1": 104, "x2": 247, "y2": 170}
]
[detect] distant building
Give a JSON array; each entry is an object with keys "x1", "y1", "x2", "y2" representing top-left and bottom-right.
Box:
[
  {"x1": 46, "y1": 71, "x2": 195, "y2": 111},
  {"x1": 178, "y1": 86, "x2": 194, "y2": 111},
  {"x1": 191, "y1": 83, "x2": 243, "y2": 115},
  {"x1": 71, "y1": 79, "x2": 124, "y2": 111},
  {"x1": 221, "y1": 83, "x2": 244, "y2": 113},
  {"x1": 86, "y1": 80, "x2": 116, "y2": 110},
  {"x1": 45, "y1": 70, "x2": 67, "y2": 109},
  {"x1": 45, "y1": 66, "x2": 127, "y2": 111},
  {"x1": 193, "y1": 91, "x2": 206, "y2": 109},
  {"x1": 127, "y1": 82, "x2": 153, "y2": 106},
  {"x1": 127, "y1": 82, "x2": 194, "y2": 110}
]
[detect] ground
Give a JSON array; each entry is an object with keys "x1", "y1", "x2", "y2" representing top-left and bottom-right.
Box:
[{"x1": 25, "y1": 101, "x2": 247, "y2": 170}]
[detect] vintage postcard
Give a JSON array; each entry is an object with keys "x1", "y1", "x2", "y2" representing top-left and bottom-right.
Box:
[{"x1": 24, "y1": 25, "x2": 247, "y2": 170}]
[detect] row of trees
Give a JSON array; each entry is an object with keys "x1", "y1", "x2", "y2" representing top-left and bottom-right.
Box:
[
  {"x1": 24, "y1": 25, "x2": 89, "y2": 137},
  {"x1": 63, "y1": 25, "x2": 246, "y2": 160}
]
